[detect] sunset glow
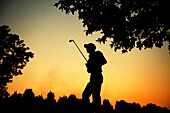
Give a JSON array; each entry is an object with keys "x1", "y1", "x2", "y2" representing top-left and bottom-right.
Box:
[{"x1": 0, "y1": 0, "x2": 170, "y2": 109}]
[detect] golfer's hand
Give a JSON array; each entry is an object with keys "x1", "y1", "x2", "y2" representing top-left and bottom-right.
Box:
[
  {"x1": 85, "y1": 63, "x2": 90, "y2": 73},
  {"x1": 85, "y1": 63, "x2": 89, "y2": 68}
]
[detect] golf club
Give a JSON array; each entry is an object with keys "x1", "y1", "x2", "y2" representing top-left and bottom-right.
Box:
[{"x1": 69, "y1": 39, "x2": 87, "y2": 62}]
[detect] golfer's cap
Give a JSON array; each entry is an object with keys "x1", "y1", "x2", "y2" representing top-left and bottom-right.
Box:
[{"x1": 84, "y1": 43, "x2": 96, "y2": 50}]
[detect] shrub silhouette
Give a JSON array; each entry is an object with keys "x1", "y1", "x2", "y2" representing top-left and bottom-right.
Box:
[{"x1": 0, "y1": 88, "x2": 169, "y2": 113}]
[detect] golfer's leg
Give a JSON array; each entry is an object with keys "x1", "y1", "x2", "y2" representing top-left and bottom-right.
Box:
[
  {"x1": 92, "y1": 83, "x2": 102, "y2": 111},
  {"x1": 82, "y1": 82, "x2": 93, "y2": 112},
  {"x1": 82, "y1": 82, "x2": 92, "y2": 104}
]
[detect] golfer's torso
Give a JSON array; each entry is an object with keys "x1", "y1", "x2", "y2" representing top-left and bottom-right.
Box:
[{"x1": 90, "y1": 72, "x2": 103, "y2": 84}]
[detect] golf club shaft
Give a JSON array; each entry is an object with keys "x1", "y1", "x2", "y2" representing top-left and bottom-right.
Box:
[{"x1": 72, "y1": 41, "x2": 87, "y2": 62}]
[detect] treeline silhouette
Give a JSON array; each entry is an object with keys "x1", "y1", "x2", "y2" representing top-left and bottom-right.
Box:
[{"x1": 0, "y1": 89, "x2": 169, "y2": 113}]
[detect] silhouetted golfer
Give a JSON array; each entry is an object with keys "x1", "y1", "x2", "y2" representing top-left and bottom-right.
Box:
[{"x1": 82, "y1": 43, "x2": 107, "y2": 112}]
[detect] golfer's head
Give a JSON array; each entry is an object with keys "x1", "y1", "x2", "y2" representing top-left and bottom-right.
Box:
[{"x1": 84, "y1": 43, "x2": 96, "y2": 53}]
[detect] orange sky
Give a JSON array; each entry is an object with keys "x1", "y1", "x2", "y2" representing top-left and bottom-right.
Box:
[{"x1": 0, "y1": 0, "x2": 170, "y2": 109}]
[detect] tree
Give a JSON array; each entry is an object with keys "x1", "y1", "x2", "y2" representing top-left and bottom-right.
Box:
[
  {"x1": 0, "y1": 25, "x2": 34, "y2": 98},
  {"x1": 54, "y1": 0, "x2": 170, "y2": 53}
]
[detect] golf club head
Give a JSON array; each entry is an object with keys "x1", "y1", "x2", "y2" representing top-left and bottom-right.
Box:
[{"x1": 69, "y1": 39, "x2": 74, "y2": 43}]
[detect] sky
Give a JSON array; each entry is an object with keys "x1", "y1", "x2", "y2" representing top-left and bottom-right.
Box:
[{"x1": 0, "y1": 0, "x2": 170, "y2": 109}]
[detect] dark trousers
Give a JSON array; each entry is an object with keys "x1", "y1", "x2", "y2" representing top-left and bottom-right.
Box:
[{"x1": 82, "y1": 73, "x2": 103, "y2": 111}]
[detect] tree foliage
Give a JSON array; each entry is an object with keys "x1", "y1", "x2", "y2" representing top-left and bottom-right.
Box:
[
  {"x1": 54, "y1": 0, "x2": 170, "y2": 53},
  {"x1": 0, "y1": 25, "x2": 34, "y2": 98}
]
